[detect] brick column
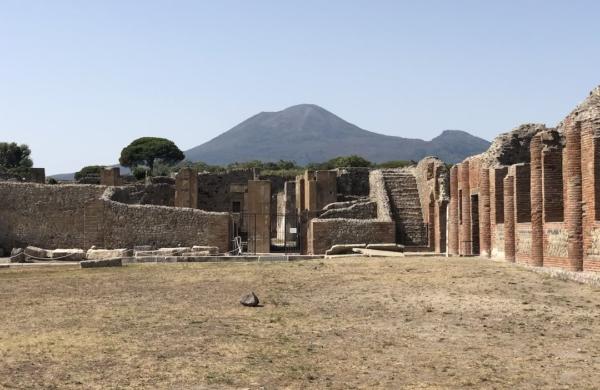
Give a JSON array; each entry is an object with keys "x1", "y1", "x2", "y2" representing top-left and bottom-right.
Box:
[
  {"x1": 448, "y1": 165, "x2": 459, "y2": 255},
  {"x1": 503, "y1": 175, "x2": 515, "y2": 262},
  {"x1": 478, "y1": 168, "x2": 491, "y2": 257},
  {"x1": 565, "y1": 121, "x2": 583, "y2": 271},
  {"x1": 460, "y1": 161, "x2": 471, "y2": 255},
  {"x1": 530, "y1": 134, "x2": 544, "y2": 267}
]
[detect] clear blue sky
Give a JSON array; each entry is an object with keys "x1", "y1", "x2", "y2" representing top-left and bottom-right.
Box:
[{"x1": 1, "y1": 0, "x2": 599, "y2": 174}]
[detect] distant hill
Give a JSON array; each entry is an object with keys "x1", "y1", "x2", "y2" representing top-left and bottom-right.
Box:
[{"x1": 185, "y1": 104, "x2": 489, "y2": 165}]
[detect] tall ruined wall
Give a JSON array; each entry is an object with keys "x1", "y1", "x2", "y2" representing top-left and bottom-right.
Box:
[
  {"x1": 414, "y1": 157, "x2": 449, "y2": 221},
  {"x1": 0, "y1": 183, "x2": 107, "y2": 251},
  {"x1": 197, "y1": 169, "x2": 254, "y2": 212},
  {"x1": 0, "y1": 182, "x2": 230, "y2": 252},
  {"x1": 336, "y1": 167, "x2": 371, "y2": 198}
]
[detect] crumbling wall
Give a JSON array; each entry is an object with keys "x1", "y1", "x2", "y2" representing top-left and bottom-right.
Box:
[
  {"x1": 0, "y1": 183, "x2": 107, "y2": 251},
  {"x1": 0, "y1": 182, "x2": 230, "y2": 252},
  {"x1": 318, "y1": 201, "x2": 377, "y2": 219},
  {"x1": 307, "y1": 170, "x2": 395, "y2": 254},
  {"x1": 107, "y1": 184, "x2": 175, "y2": 206},
  {"x1": 336, "y1": 167, "x2": 370, "y2": 198},
  {"x1": 198, "y1": 169, "x2": 254, "y2": 212},
  {"x1": 101, "y1": 190, "x2": 229, "y2": 250}
]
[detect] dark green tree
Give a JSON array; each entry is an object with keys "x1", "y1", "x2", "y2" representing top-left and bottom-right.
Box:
[
  {"x1": 74, "y1": 165, "x2": 105, "y2": 180},
  {"x1": 119, "y1": 137, "x2": 184, "y2": 170},
  {"x1": 0, "y1": 143, "x2": 33, "y2": 170}
]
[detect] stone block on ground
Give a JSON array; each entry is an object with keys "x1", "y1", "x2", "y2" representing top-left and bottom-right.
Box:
[
  {"x1": 50, "y1": 249, "x2": 85, "y2": 261},
  {"x1": 80, "y1": 258, "x2": 123, "y2": 268},
  {"x1": 10, "y1": 248, "x2": 26, "y2": 263},
  {"x1": 156, "y1": 247, "x2": 191, "y2": 256},
  {"x1": 325, "y1": 244, "x2": 367, "y2": 256},
  {"x1": 86, "y1": 249, "x2": 132, "y2": 260},
  {"x1": 191, "y1": 246, "x2": 219, "y2": 255},
  {"x1": 365, "y1": 243, "x2": 405, "y2": 252},
  {"x1": 24, "y1": 246, "x2": 49, "y2": 260},
  {"x1": 133, "y1": 245, "x2": 153, "y2": 252}
]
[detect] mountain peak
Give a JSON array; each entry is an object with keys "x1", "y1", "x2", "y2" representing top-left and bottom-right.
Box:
[{"x1": 185, "y1": 106, "x2": 490, "y2": 165}]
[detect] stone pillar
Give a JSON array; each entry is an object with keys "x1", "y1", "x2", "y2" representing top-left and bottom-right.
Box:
[
  {"x1": 503, "y1": 175, "x2": 516, "y2": 262},
  {"x1": 460, "y1": 161, "x2": 472, "y2": 255},
  {"x1": 247, "y1": 180, "x2": 271, "y2": 253},
  {"x1": 565, "y1": 121, "x2": 583, "y2": 271},
  {"x1": 315, "y1": 170, "x2": 337, "y2": 209},
  {"x1": 478, "y1": 168, "x2": 491, "y2": 257},
  {"x1": 448, "y1": 165, "x2": 459, "y2": 255},
  {"x1": 530, "y1": 134, "x2": 544, "y2": 267},
  {"x1": 306, "y1": 179, "x2": 318, "y2": 211},
  {"x1": 100, "y1": 167, "x2": 121, "y2": 186},
  {"x1": 174, "y1": 168, "x2": 198, "y2": 208},
  {"x1": 30, "y1": 168, "x2": 46, "y2": 184}
]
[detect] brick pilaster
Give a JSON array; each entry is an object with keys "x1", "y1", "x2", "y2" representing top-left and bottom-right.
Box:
[
  {"x1": 460, "y1": 161, "x2": 472, "y2": 255},
  {"x1": 478, "y1": 168, "x2": 491, "y2": 257},
  {"x1": 530, "y1": 134, "x2": 544, "y2": 267},
  {"x1": 448, "y1": 165, "x2": 459, "y2": 255},
  {"x1": 565, "y1": 120, "x2": 583, "y2": 271},
  {"x1": 503, "y1": 175, "x2": 516, "y2": 262}
]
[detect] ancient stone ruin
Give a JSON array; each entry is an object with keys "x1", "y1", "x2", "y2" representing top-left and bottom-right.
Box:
[
  {"x1": 2, "y1": 86, "x2": 600, "y2": 274},
  {"x1": 448, "y1": 86, "x2": 600, "y2": 272}
]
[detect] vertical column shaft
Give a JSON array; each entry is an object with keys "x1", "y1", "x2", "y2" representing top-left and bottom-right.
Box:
[
  {"x1": 479, "y1": 168, "x2": 491, "y2": 257},
  {"x1": 503, "y1": 175, "x2": 516, "y2": 262},
  {"x1": 566, "y1": 121, "x2": 583, "y2": 271},
  {"x1": 530, "y1": 134, "x2": 544, "y2": 267},
  {"x1": 460, "y1": 161, "x2": 471, "y2": 255},
  {"x1": 448, "y1": 165, "x2": 459, "y2": 255}
]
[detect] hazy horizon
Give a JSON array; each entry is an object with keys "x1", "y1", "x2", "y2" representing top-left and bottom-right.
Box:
[{"x1": 2, "y1": 1, "x2": 599, "y2": 174}]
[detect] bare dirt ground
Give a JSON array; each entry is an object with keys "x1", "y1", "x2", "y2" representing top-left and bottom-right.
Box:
[{"x1": 1, "y1": 256, "x2": 599, "y2": 389}]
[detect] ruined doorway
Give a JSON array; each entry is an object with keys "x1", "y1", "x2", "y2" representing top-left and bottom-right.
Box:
[
  {"x1": 232, "y1": 212, "x2": 302, "y2": 254},
  {"x1": 471, "y1": 194, "x2": 480, "y2": 255}
]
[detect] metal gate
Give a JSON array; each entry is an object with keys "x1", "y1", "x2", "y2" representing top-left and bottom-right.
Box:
[{"x1": 231, "y1": 212, "x2": 302, "y2": 254}]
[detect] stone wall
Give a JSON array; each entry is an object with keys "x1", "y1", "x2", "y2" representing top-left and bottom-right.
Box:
[
  {"x1": 107, "y1": 184, "x2": 175, "y2": 206},
  {"x1": 318, "y1": 201, "x2": 377, "y2": 219},
  {"x1": 0, "y1": 182, "x2": 230, "y2": 252},
  {"x1": 198, "y1": 169, "x2": 254, "y2": 212},
  {"x1": 336, "y1": 167, "x2": 370, "y2": 198},
  {"x1": 307, "y1": 170, "x2": 395, "y2": 254}
]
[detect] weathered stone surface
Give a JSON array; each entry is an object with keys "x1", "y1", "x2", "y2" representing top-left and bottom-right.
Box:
[
  {"x1": 50, "y1": 249, "x2": 85, "y2": 261},
  {"x1": 191, "y1": 246, "x2": 219, "y2": 255},
  {"x1": 325, "y1": 244, "x2": 367, "y2": 255},
  {"x1": 10, "y1": 248, "x2": 25, "y2": 263},
  {"x1": 135, "y1": 247, "x2": 191, "y2": 257},
  {"x1": 240, "y1": 292, "x2": 260, "y2": 307},
  {"x1": 86, "y1": 249, "x2": 132, "y2": 260},
  {"x1": 24, "y1": 246, "x2": 49, "y2": 260},
  {"x1": 365, "y1": 243, "x2": 404, "y2": 252},
  {"x1": 133, "y1": 245, "x2": 153, "y2": 252},
  {"x1": 80, "y1": 258, "x2": 122, "y2": 268}
]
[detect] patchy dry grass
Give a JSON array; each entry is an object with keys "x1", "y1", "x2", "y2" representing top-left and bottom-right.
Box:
[{"x1": 1, "y1": 257, "x2": 599, "y2": 389}]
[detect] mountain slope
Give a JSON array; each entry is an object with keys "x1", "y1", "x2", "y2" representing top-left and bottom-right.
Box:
[{"x1": 185, "y1": 104, "x2": 489, "y2": 164}]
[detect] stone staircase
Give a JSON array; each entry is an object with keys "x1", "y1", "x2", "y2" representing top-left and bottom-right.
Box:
[{"x1": 382, "y1": 170, "x2": 428, "y2": 246}]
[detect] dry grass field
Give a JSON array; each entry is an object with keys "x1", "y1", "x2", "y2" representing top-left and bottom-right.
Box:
[{"x1": 1, "y1": 256, "x2": 599, "y2": 389}]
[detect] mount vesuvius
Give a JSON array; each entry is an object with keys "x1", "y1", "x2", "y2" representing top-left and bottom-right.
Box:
[{"x1": 184, "y1": 104, "x2": 489, "y2": 165}]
